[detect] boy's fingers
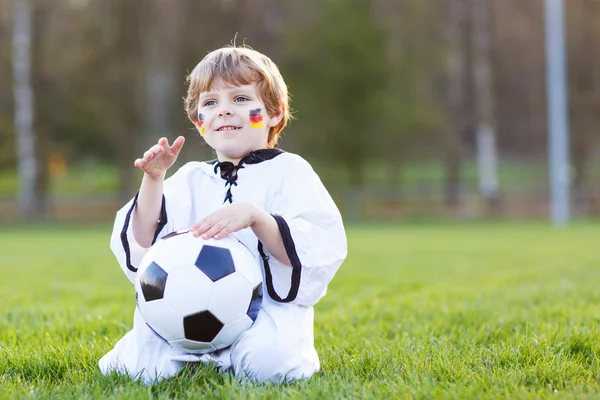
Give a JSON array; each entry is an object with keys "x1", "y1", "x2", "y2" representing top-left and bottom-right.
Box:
[
  {"x1": 202, "y1": 221, "x2": 229, "y2": 239},
  {"x1": 214, "y1": 224, "x2": 232, "y2": 239},
  {"x1": 191, "y1": 220, "x2": 210, "y2": 236},
  {"x1": 134, "y1": 159, "x2": 143, "y2": 167},
  {"x1": 172, "y1": 136, "x2": 185, "y2": 154}
]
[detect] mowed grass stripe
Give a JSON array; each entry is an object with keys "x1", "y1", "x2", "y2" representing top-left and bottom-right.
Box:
[{"x1": 0, "y1": 223, "x2": 599, "y2": 399}]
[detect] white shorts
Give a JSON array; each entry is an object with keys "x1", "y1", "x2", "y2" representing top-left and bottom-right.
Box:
[{"x1": 98, "y1": 300, "x2": 319, "y2": 384}]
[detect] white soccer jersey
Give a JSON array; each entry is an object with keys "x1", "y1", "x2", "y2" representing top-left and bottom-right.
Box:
[{"x1": 100, "y1": 149, "x2": 347, "y2": 384}]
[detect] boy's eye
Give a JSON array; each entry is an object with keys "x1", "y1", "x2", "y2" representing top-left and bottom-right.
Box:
[
  {"x1": 203, "y1": 100, "x2": 216, "y2": 106},
  {"x1": 234, "y1": 96, "x2": 249, "y2": 103}
]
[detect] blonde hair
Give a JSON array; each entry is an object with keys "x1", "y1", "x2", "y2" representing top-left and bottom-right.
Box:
[{"x1": 184, "y1": 46, "x2": 291, "y2": 148}]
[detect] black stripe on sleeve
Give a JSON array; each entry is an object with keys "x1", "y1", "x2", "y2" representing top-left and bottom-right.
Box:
[
  {"x1": 257, "y1": 215, "x2": 302, "y2": 303},
  {"x1": 120, "y1": 193, "x2": 168, "y2": 273},
  {"x1": 152, "y1": 195, "x2": 168, "y2": 245}
]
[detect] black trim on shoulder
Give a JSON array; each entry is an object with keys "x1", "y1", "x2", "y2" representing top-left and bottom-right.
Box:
[
  {"x1": 120, "y1": 192, "x2": 139, "y2": 273},
  {"x1": 120, "y1": 193, "x2": 168, "y2": 273},
  {"x1": 257, "y1": 215, "x2": 302, "y2": 303},
  {"x1": 152, "y1": 195, "x2": 168, "y2": 245},
  {"x1": 242, "y1": 148, "x2": 285, "y2": 164},
  {"x1": 207, "y1": 148, "x2": 285, "y2": 167}
]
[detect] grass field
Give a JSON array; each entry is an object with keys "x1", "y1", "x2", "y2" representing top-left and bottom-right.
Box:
[{"x1": 0, "y1": 223, "x2": 599, "y2": 399}]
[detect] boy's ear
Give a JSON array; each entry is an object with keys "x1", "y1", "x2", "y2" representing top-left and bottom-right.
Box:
[{"x1": 267, "y1": 105, "x2": 285, "y2": 127}]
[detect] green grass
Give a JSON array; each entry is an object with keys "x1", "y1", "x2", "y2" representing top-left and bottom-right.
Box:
[{"x1": 1, "y1": 223, "x2": 599, "y2": 399}]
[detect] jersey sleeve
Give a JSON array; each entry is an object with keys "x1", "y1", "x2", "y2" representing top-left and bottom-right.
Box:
[
  {"x1": 263, "y1": 155, "x2": 347, "y2": 307},
  {"x1": 109, "y1": 164, "x2": 194, "y2": 284}
]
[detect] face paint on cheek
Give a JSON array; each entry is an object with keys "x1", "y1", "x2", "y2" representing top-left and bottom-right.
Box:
[
  {"x1": 249, "y1": 108, "x2": 264, "y2": 129},
  {"x1": 197, "y1": 112, "x2": 206, "y2": 135}
]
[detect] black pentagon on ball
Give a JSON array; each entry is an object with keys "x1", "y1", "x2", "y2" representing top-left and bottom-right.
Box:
[
  {"x1": 247, "y1": 284, "x2": 263, "y2": 321},
  {"x1": 183, "y1": 310, "x2": 224, "y2": 342},
  {"x1": 195, "y1": 245, "x2": 235, "y2": 281},
  {"x1": 139, "y1": 262, "x2": 168, "y2": 302}
]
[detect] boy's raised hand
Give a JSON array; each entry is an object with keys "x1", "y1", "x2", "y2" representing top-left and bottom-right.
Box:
[{"x1": 134, "y1": 136, "x2": 185, "y2": 179}]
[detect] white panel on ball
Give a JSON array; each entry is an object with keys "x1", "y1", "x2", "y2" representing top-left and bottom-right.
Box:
[
  {"x1": 212, "y1": 315, "x2": 254, "y2": 350},
  {"x1": 208, "y1": 273, "x2": 253, "y2": 324},
  {"x1": 164, "y1": 267, "x2": 213, "y2": 317},
  {"x1": 152, "y1": 232, "x2": 207, "y2": 273},
  {"x1": 135, "y1": 287, "x2": 147, "y2": 314},
  {"x1": 142, "y1": 299, "x2": 185, "y2": 341},
  {"x1": 228, "y1": 244, "x2": 263, "y2": 287}
]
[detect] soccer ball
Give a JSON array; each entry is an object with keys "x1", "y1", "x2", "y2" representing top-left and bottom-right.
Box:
[{"x1": 134, "y1": 230, "x2": 263, "y2": 354}]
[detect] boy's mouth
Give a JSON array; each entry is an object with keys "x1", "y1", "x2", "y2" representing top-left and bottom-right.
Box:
[{"x1": 216, "y1": 126, "x2": 242, "y2": 131}]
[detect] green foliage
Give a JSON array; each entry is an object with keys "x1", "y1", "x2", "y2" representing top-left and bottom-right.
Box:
[
  {"x1": 0, "y1": 164, "x2": 119, "y2": 197},
  {"x1": 282, "y1": 0, "x2": 389, "y2": 183},
  {"x1": 379, "y1": 0, "x2": 447, "y2": 162},
  {"x1": 281, "y1": 0, "x2": 449, "y2": 186},
  {"x1": 0, "y1": 115, "x2": 15, "y2": 168},
  {"x1": 1, "y1": 223, "x2": 600, "y2": 398}
]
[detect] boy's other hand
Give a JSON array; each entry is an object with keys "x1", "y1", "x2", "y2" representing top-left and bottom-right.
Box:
[
  {"x1": 134, "y1": 136, "x2": 185, "y2": 179},
  {"x1": 190, "y1": 202, "x2": 258, "y2": 240}
]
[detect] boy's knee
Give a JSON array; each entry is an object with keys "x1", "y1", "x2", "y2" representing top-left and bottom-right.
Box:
[{"x1": 231, "y1": 340, "x2": 317, "y2": 383}]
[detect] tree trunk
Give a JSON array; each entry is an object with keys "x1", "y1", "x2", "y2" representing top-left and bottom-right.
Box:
[
  {"x1": 109, "y1": 0, "x2": 144, "y2": 202},
  {"x1": 471, "y1": 0, "x2": 500, "y2": 213},
  {"x1": 443, "y1": 0, "x2": 468, "y2": 208},
  {"x1": 568, "y1": 0, "x2": 600, "y2": 213},
  {"x1": 143, "y1": 0, "x2": 184, "y2": 143},
  {"x1": 12, "y1": 0, "x2": 42, "y2": 220}
]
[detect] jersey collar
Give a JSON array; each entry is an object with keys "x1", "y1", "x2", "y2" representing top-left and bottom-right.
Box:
[{"x1": 199, "y1": 148, "x2": 285, "y2": 178}]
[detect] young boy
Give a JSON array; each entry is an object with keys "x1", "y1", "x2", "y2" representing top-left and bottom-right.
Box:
[{"x1": 99, "y1": 45, "x2": 347, "y2": 384}]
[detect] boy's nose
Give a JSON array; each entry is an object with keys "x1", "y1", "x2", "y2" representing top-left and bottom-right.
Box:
[{"x1": 219, "y1": 109, "x2": 234, "y2": 117}]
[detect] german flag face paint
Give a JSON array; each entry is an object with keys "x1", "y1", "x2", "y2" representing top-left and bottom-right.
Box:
[
  {"x1": 249, "y1": 108, "x2": 264, "y2": 129},
  {"x1": 197, "y1": 112, "x2": 206, "y2": 135}
]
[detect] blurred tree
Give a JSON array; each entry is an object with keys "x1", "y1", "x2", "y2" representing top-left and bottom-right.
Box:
[
  {"x1": 491, "y1": 0, "x2": 546, "y2": 157},
  {"x1": 567, "y1": 0, "x2": 600, "y2": 207},
  {"x1": 283, "y1": 0, "x2": 389, "y2": 186},
  {"x1": 100, "y1": 0, "x2": 145, "y2": 201},
  {"x1": 0, "y1": 0, "x2": 15, "y2": 169},
  {"x1": 16, "y1": 1, "x2": 120, "y2": 167},
  {"x1": 471, "y1": 0, "x2": 500, "y2": 212},
  {"x1": 374, "y1": 0, "x2": 446, "y2": 191},
  {"x1": 143, "y1": 0, "x2": 185, "y2": 143},
  {"x1": 442, "y1": 0, "x2": 469, "y2": 207},
  {"x1": 12, "y1": 0, "x2": 46, "y2": 219},
  {"x1": 82, "y1": 0, "x2": 147, "y2": 201}
]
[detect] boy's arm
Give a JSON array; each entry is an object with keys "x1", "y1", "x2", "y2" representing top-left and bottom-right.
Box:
[
  {"x1": 131, "y1": 173, "x2": 165, "y2": 248},
  {"x1": 255, "y1": 156, "x2": 346, "y2": 306},
  {"x1": 250, "y1": 208, "x2": 291, "y2": 267},
  {"x1": 131, "y1": 136, "x2": 185, "y2": 248}
]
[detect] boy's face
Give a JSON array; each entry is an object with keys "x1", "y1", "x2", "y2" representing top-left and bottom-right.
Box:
[{"x1": 195, "y1": 81, "x2": 282, "y2": 163}]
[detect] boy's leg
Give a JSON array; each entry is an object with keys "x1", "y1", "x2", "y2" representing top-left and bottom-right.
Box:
[
  {"x1": 99, "y1": 308, "x2": 231, "y2": 383},
  {"x1": 230, "y1": 302, "x2": 319, "y2": 383},
  {"x1": 99, "y1": 308, "x2": 187, "y2": 383}
]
